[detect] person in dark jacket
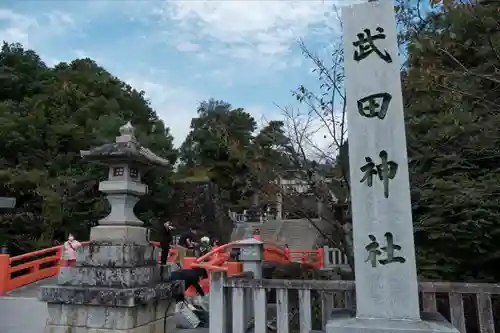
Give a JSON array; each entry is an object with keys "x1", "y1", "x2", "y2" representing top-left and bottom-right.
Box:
[
  {"x1": 160, "y1": 221, "x2": 174, "y2": 279},
  {"x1": 169, "y1": 267, "x2": 208, "y2": 300},
  {"x1": 178, "y1": 226, "x2": 199, "y2": 255}
]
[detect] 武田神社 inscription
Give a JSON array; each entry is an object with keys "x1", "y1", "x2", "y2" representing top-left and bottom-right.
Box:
[
  {"x1": 360, "y1": 150, "x2": 398, "y2": 198},
  {"x1": 353, "y1": 27, "x2": 392, "y2": 63}
]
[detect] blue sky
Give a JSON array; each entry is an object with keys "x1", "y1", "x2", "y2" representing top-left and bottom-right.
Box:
[{"x1": 0, "y1": 0, "x2": 362, "y2": 147}]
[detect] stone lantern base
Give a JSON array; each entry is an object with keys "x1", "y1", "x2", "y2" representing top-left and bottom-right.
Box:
[
  {"x1": 42, "y1": 290, "x2": 176, "y2": 333},
  {"x1": 89, "y1": 225, "x2": 150, "y2": 244},
  {"x1": 40, "y1": 235, "x2": 179, "y2": 333}
]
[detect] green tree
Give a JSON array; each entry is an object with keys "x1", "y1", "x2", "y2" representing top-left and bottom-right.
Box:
[
  {"x1": 404, "y1": 2, "x2": 500, "y2": 281},
  {"x1": 0, "y1": 42, "x2": 176, "y2": 254},
  {"x1": 179, "y1": 99, "x2": 257, "y2": 209}
]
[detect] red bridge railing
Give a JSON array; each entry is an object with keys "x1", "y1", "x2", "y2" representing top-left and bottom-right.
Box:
[{"x1": 0, "y1": 240, "x2": 323, "y2": 295}]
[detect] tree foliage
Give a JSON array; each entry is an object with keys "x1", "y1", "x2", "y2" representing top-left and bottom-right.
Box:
[
  {"x1": 178, "y1": 99, "x2": 257, "y2": 208},
  {"x1": 404, "y1": 1, "x2": 500, "y2": 281},
  {"x1": 0, "y1": 42, "x2": 176, "y2": 254},
  {"x1": 178, "y1": 99, "x2": 294, "y2": 210}
]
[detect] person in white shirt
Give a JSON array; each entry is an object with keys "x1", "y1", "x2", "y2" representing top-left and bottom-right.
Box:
[{"x1": 62, "y1": 234, "x2": 81, "y2": 267}]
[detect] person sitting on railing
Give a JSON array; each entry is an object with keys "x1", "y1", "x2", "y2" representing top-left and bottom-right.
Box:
[{"x1": 62, "y1": 234, "x2": 81, "y2": 267}]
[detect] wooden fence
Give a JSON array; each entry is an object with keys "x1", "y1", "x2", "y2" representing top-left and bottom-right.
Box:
[{"x1": 209, "y1": 271, "x2": 500, "y2": 333}]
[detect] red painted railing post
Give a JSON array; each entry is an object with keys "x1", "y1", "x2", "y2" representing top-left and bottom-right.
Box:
[
  {"x1": 56, "y1": 247, "x2": 63, "y2": 275},
  {"x1": 317, "y1": 248, "x2": 324, "y2": 268},
  {"x1": 0, "y1": 254, "x2": 10, "y2": 295}
]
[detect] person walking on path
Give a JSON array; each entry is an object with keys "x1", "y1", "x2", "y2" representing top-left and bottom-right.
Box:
[{"x1": 62, "y1": 234, "x2": 81, "y2": 267}]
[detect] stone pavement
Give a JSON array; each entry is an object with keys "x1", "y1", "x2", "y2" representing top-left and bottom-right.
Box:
[
  {"x1": 0, "y1": 277, "x2": 55, "y2": 333},
  {"x1": 0, "y1": 296, "x2": 48, "y2": 333}
]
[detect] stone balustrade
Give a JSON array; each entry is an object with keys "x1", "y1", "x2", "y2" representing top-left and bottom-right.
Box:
[{"x1": 209, "y1": 271, "x2": 500, "y2": 333}]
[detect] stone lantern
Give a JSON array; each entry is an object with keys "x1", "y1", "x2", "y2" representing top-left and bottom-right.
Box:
[
  {"x1": 39, "y1": 121, "x2": 178, "y2": 333},
  {"x1": 81, "y1": 121, "x2": 169, "y2": 241}
]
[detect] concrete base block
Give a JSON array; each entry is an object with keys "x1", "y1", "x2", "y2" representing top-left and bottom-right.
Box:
[
  {"x1": 159, "y1": 264, "x2": 172, "y2": 281},
  {"x1": 45, "y1": 299, "x2": 175, "y2": 332},
  {"x1": 77, "y1": 242, "x2": 159, "y2": 267},
  {"x1": 326, "y1": 311, "x2": 459, "y2": 333},
  {"x1": 89, "y1": 225, "x2": 148, "y2": 245},
  {"x1": 44, "y1": 318, "x2": 173, "y2": 333},
  {"x1": 57, "y1": 266, "x2": 160, "y2": 288}
]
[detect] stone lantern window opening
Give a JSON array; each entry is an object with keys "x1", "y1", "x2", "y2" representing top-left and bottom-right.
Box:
[
  {"x1": 108, "y1": 163, "x2": 142, "y2": 183},
  {"x1": 112, "y1": 166, "x2": 125, "y2": 177},
  {"x1": 129, "y1": 167, "x2": 139, "y2": 179}
]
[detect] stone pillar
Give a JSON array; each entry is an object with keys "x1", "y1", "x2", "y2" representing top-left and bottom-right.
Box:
[
  {"x1": 232, "y1": 238, "x2": 264, "y2": 329},
  {"x1": 40, "y1": 121, "x2": 178, "y2": 333},
  {"x1": 233, "y1": 238, "x2": 264, "y2": 279},
  {"x1": 326, "y1": 2, "x2": 458, "y2": 333}
]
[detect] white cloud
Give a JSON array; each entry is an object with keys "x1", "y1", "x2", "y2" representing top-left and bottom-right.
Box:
[
  {"x1": 165, "y1": 1, "x2": 339, "y2": 46},
  {"x1": 148, "y1": 0, "x2": 357, "y2": 74},
  {"x1": 175, "y1": 41, "x2": 200, "y2": 52},
  {"x1": 0, "y1": 9, "x2": 37, "y2": 46},
  {"x1": 44, "y1": 11, "x2": 75, "y2": 31},
  {"x1": 246, "y1": 105, "x2": 270, "y2": 131},
  {"x1": 124, "y1": 76, "x2": 201, "y2": 147},
  {"x1": 0, "y1": 8, "x2": 76, "y2": 48}
]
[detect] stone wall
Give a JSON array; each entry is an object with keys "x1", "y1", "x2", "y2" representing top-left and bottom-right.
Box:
[{"x1": 171, "y1": 180, "x2": 232, "y2": 243}]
